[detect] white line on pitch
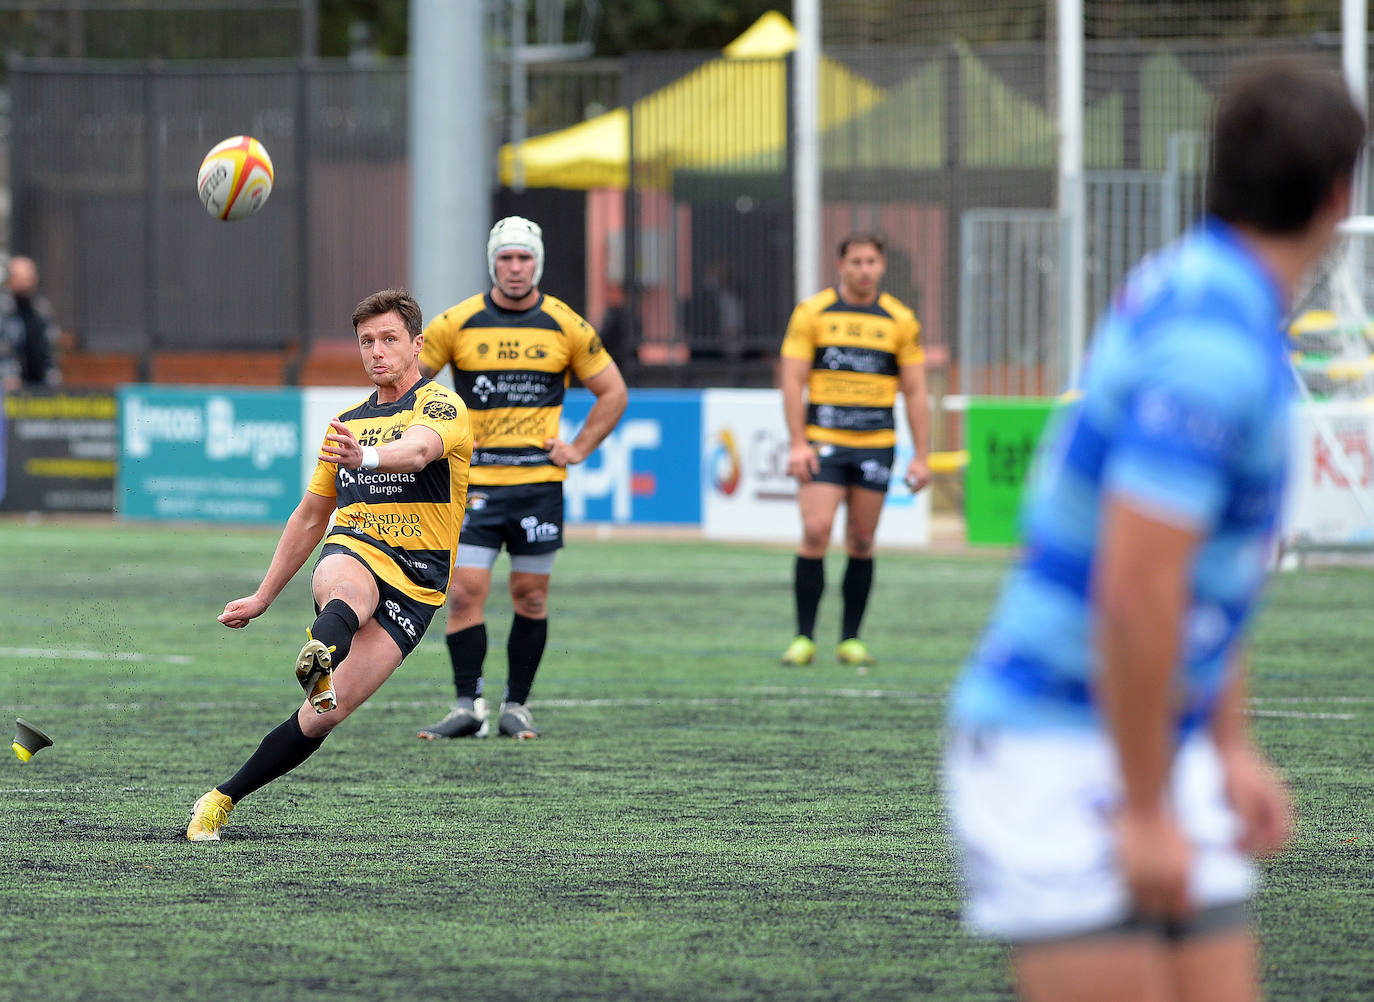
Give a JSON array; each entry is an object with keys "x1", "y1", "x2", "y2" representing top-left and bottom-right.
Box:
[
  {"x1": 1248, "y1": 710, "x2": 1357, "y2": 720},
  {"x1": 0, "y1": 647, "x2": 193, "y2": 664},
  {"x1": 1248, "y1": 696, "x2": 1374, "y2": 704},
  {"x1": 0, "y1": 789, "x2": 65, "y2": 794}
]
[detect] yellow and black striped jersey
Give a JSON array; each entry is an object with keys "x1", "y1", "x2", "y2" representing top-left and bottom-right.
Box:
[
  {"x1": 306, "y1": 379, "x2": 472, "y2": 608},
  {"x1": 420, "y1": 292, "x2": 611, "y2": 486},
  {"x1": 780, "y1": 288, "x2": 925, "y2": 448}
]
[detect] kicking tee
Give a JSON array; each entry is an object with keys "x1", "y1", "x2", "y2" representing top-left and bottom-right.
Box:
[
  {"x1": 307, "y1": 379, "x2": 472, "y2": 608},
  {"x1": 950, "y1": 218, "x2": 1292, "y2": 738}
]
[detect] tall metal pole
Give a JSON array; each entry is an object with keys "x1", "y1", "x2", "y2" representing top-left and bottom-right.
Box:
[
  {"x1": 793, "y1": 0, "x2": 821, "y2": 299},
  {"x1": 1058, "y1": 0, "x2": 1086, "y2": 389},
  {"x1": 300, "y1": 0, "x2": 318, "y2": 60},
  {"x1": 1343, "y1": 0, "x2": 1368, "y2": 218},
  {"x1": 409, "y1": 0, "x2": 489, "y2": 331},
  {"x1": 510, "y1": 0, "x2": 528, "y2": 193}
]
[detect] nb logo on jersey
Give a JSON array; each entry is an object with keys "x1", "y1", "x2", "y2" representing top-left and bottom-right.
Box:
[
  {"x1": 357, "y1": 429, "x2": 382, "y2": 446},
  {"x1": 498, "y1": 339, "x2": 521, "y2": 360}
]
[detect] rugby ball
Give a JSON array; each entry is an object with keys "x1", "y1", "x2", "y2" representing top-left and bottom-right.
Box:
[{"x1": 197, "y1": 135, "x2": 274, "y2": 221}]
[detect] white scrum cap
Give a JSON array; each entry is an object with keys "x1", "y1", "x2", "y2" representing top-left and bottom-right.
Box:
[{"x1": 487, "y1": 215, "x2": 544, "y2": 286}]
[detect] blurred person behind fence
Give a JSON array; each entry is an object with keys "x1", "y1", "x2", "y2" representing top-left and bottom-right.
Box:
[{"x1": 0, "y1": 256, "x2": 61, "y2": 391}]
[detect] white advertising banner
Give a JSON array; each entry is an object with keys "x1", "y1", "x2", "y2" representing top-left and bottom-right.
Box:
[
  {"x1": 1285, "y1": 401, "x2": 1374, "y2": 547},
  {"x1": 701, "y1": 388, "x2": 931, "y2": 546}
]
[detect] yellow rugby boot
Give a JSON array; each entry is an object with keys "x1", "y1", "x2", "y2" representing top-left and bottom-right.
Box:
[
  {"x1": 836, "y1": 638, "x2": 876, "y2": 666},
  {"x1": 779, "y1": 635, "x2": 816, "y2": 666},
  {"x1": 295, "y1": 633, "x2": 337, "y2": 713},
  {"x1": 186, "y1": 789, "x2": 234, "y2": 842}
]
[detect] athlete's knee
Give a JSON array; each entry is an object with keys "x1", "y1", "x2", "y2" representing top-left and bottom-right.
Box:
[
  {"x1": 846, "y1": 531, "x2": 876, "y2": 557},
  {"x1": 800, "y1": 519, "x2": 832, "y2": 552},
  {"x1": 510, "y1": 580, "x2": 549, "y2": 618}
]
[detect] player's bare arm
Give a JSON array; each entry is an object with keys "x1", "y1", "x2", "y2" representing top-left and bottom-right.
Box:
[
  {"x1": 319, "y1": 419, "x2": 445, "y2": 472},
  {"x1": 780, "y1": 355, "x2": 818, "y2": 481},
  {"x1": 899, "y1": 361, "x2": 932, "y2": 491},
  {"x1": 1212, "y1": 650, "x2": 1294, "y2": 858},
  {"x1": 218, "y1": 489, "x2": 337, "y2": 629},
  {"x1": 544, "y1": 361, "x2": 628, "y2": 467},
  {"x1": 1093, "y1": 496, "x2": 1200, "y2": 919}
]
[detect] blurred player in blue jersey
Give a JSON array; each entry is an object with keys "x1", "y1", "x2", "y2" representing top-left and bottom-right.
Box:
[{"x1": 944, "y1": 59, "x2": 1364, "y2": 1002}]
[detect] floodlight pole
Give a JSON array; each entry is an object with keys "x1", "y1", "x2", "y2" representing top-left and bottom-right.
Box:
[
  {"x1": 1058, "y1": 0, "x2": 1086, "y2": 389},
  {"x1": 410, "y1": 0, "x2": 489, "y2": 344},
  {"x1": 793, "y1": 0, "x2": 821, "y2": 300},
  {"x1": 1343, "y1": 0, "x2": 1368, "y2": 217}
]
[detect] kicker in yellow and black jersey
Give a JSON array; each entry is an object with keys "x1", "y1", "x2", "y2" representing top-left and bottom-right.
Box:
[
  {"x1": 306, "y1": 379, "x2": 472, "y2": 607},
  {"x1": 780, "y1": 288, "x2": 924, "y2": 448},
  {"x1": 420, "y1": 292, "x2": 611, "y2": 486}
]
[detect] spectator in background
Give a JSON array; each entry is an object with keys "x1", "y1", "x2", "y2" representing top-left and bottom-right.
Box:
[
  {"x1": 684, "y1": 257, "x2": 747, "y2": 362},
  {"x1": 0, "y1": 255, "x2": 62, "y2": 391}
]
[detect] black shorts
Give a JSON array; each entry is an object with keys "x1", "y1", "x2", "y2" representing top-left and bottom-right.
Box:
[
  {"x1": 460, "y1": 481, "x2": 565, "y2": 555},
  {"x1": 810, "y1": 443, "x2": 894, "y2": 492},
  {"x1": 316, "y1": 544, "x2": 439, "y2": 660}
]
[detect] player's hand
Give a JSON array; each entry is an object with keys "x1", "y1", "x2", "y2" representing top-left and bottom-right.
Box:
[
  {"x1": 1116, "y1": 806, "x2": 1193, "y2": 919},
  {"x1": 1221, "y1": 743, "x2": 1294, "y2": 858},
  {"x1": 219, "y1": 594, "x2": 270, "y2": 629},
  {"x1": 786, "y1": 442, "x2": 820, "y2": 482},
  {"x1": 319, "y1": 420, "x2": 363, "y2": 468},
  {"x1": 905, "y1": 456, "x2": 931, "y2": 493},
  {"x1": 543, "y1": 437, "x2": 585, "y2": 468}
]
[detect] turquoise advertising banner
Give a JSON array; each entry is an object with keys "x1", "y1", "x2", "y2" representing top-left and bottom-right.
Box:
[{"x1": 117, "y1": 386, "x2": 302, "y2": 523}]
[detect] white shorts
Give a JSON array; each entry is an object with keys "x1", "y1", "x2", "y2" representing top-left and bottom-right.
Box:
[{"x1": 943, "y1": 727, "x2": 1256, "y2": 943}]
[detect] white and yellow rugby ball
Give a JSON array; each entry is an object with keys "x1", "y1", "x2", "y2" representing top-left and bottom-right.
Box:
[{"x1": 196, "y1": 135, "x2": 274, "y2": 221}]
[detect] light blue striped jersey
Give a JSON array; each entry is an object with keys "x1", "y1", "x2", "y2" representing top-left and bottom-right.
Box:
[{"x1": 950, "y1": 219, "x2": 1292, "y2": 735}]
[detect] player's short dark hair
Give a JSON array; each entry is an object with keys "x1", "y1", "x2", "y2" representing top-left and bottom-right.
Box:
[
  {"x1": 352, "y1": 287, "x2": 423, "y2": 338},
  {"x1": 838, "y1": 233, "x2": 886, "y2": 259},
  {"x1": 1206, "y1": 58, "x2": 1366, "y2": 235}
]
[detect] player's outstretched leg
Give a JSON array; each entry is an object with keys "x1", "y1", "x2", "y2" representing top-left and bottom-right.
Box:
[
  {"x1": 418, "y1": 696, "x2": 490, "y2": 739},
  {"x1": 186, "y1": 789, "x2": 235, "y2": 842}
]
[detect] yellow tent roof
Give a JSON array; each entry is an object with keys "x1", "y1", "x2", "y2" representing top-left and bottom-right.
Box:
[{"x1": 499, "y1": 11, "x2": 883, "y2": 190}]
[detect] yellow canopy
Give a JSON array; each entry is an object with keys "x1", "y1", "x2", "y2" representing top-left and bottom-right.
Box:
[{"x1": 499, "y1": 11, "x2": 883, "y2": 190}]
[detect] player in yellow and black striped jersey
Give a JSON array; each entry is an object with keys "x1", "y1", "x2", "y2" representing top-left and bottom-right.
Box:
[
  {"x1": 777, "y1": 233, "x2": 931, "y2": 669},
  {"x1": 186, "y1": 288, "x2": 473, "y2": 842},
  {"x1": 416, "y1": 216, "x2": 627, "y2": 741}
]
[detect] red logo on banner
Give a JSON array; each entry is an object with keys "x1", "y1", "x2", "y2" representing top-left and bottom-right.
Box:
[{"x1": 1313, "y1": 430, "x2": 1373, "y2": 488}]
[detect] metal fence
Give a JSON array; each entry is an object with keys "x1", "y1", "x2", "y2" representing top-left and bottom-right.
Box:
[
  {"x1": 10, "y1": 60, "x2": 407, "y2": 357},
  {"x1": 6, "y1": 36, "x2": 1357, "y2": 396}
]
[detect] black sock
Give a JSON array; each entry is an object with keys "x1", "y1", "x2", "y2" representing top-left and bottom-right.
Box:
[
  {"x1": 447, "y1": 623, "x2": 487, "y2": 700},
  {"x1": 311, "y1": 599, "x2": 360, "y2": 667},
  {"x1": 794, "y1": 556, "x2": 824, "y2": 639},
  {"x1": 504, "y1": 614, "x2": 547, "y2": 706},
  {"x1": 219, "y1": 712, "x2": 326, "y2": 803},
  {"x1": 841, "y1": 557, "x2": 874, "y2": 641}
]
